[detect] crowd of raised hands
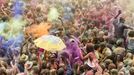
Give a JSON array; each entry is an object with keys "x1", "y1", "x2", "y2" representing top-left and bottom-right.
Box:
[{"x1": 0, "y1": 0, "x2": 134, "y2": 75}]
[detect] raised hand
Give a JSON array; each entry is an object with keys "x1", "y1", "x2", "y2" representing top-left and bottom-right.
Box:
[
  {"x1": 118, "y1": 10, "x2": 122, "y2": 15},
  {"x1": 115, "y1": 10, "x2": 122, "y2": 19}
]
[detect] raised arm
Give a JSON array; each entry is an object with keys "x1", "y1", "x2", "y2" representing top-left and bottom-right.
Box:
[
  {"x1": 114, "y1": 10, "x2": 122, "y2": 19},
  {"x1": 113, "y1": 10, "x2": 122, "y2": 26},
  {"x1": 80, "y1": 51, "x2": 90, "y2": 60}
]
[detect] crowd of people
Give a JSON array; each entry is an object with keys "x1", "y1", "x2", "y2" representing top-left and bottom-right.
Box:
[{"x1": 0, "y1": 0, "x2": 134, "y2": 75}]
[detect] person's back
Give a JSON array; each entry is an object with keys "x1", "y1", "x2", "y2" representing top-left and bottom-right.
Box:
[{"x1": 114, "y1": 23, "x2": 124, "y2": 38}]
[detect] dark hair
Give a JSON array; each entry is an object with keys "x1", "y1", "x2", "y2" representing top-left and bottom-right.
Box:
[
  {"x1": 92, "y1": 38, "x2": 99, "y2": 44},
  {"x1": 116, "y1": 54, "x2": 123, "y2": 62},
  {"x1": 108, "y1": 38, "x2": 116, "y2": 45},
  {"x1": 116, "y1": 39, "x2": 123, "y2": 47},
  {"x1": 120, "y1": 17, "x2": 125, "y2": 23},
  {"x1": 86, "y1": 43, "x2": 94, "y2": 53},
  {"x1": 100, "y1": 42, "x2": 106, "y2": 49},
  {"x1": 128, "y1": 31, "x2": 134, "y2": 37},
  {"x1": 94, "y1": 44, "x2": 100, "y2": 50},
  {"x1": 79, "y1": 65, "x2": 85, "y2": 74},
  {"x1": 104, "y1": 31, "x2": 108, "y2": 36},
  {"x1": 50, "y1": 58, "x2": 55, "y2": 64},
  {"x1": 1, "y1": 16, "x2": 8, "y2": 22},
  {"x1": 81, "y1": 39, "x2": 88, "y2": 44},
  {"x1": 93, "y1": 21, "x2": 99, "y2": 27},
  {"x1": 99, "y1": 37, "x2": 105, "y2": 43},
  {"x1": 57, "y1": 68, "x2": 64, "y2": 75}
]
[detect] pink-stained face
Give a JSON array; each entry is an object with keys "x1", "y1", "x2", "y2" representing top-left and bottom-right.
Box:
[{"x1": 86, "y1": 70, "x2": 94, "y2": 75}]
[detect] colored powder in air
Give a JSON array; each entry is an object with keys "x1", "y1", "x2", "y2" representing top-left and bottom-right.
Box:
[{"x1": 48, "y1": 7, "x2": 60, "y2": 21}]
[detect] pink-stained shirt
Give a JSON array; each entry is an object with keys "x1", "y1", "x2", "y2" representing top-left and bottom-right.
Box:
[{"x1": 89, "y1": 52, "x2": 103, "y2": 75}]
